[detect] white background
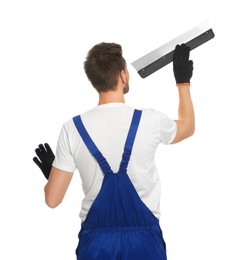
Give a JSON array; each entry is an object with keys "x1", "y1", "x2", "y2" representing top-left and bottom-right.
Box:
[{"x1": 1, "y1": 0, "x2": 242, "y2": 259}]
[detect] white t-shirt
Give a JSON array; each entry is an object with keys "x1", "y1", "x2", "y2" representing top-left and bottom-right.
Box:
[{"x1": 53, "y1": 103, "x2": 177, "y2": 222}]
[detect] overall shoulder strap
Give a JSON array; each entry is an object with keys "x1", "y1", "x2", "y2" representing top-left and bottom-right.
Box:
[
  {"x1": 73, "y1": 116, "x2": 113, "y2": 175},
  {"x1": 119, "y1": 109, "x2": 142, "y2": 174}
]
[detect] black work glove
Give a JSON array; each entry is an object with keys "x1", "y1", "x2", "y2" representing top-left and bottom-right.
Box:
[
  {"x1": 173, "y1": 44, "x2": 193, "y2": 84},
  {"x1": 33, "y1": 143, "x2": 55, "y2": 180}
]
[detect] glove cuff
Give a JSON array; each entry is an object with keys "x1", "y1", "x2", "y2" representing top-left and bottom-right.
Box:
[{"x1": 176, "y1": 83, "x2": 191, "y2": 87}]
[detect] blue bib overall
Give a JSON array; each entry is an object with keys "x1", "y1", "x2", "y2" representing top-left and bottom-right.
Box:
[{"x1": 73, "y1": 109, "x2": 167, "y2": 260}]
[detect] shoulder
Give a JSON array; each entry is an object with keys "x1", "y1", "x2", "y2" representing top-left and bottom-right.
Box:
[
  {"x1": 140, "y1": 108, "x2": 176, "y2": 144},
  {"x1": 58, "y1": 117, "x2": 80, "y2": 139},
  {"x1": 60, "y1": 107, "x2": 101, "y2": 135},
  {"x1": 61, "y1": 118, "x2": 75, "y2": 130},
  {"x1": 140, "y1": 108, "x2": 170, "y2": 122}
]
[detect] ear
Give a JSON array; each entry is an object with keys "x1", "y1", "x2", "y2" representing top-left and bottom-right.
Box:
[{"x1": 120, "y1": 69, "x2": 127, "y2": 84}]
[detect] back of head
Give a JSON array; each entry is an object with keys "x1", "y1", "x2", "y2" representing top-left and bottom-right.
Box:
[{"x1": 84, "y1": 42, "x2": 126, "y2": 93}]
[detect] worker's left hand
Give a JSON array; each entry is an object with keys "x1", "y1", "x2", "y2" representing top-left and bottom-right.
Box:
[{"x1": 33, "y1": 143, "x2": 55, "y2": 180}]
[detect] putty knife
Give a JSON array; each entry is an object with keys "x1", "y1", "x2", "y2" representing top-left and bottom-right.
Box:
[{"x1": 131, "y1": 20, "x2": 215, "y2": 78}]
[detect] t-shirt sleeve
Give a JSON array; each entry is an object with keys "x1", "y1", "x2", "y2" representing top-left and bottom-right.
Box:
[
  {"x1": 159, "y1": 112, "x2": 177, "y2": 145},
  {"x1": 52, "y1": 124, "x2": 77, "y2": 173}
]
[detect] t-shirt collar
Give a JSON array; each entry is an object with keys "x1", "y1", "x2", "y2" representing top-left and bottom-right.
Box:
[{"x1": 96, "y1": 102, "x2": 126, "y2": 109}]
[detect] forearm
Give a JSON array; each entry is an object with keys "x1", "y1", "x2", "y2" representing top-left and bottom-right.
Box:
[
  {"x1": 177, "y1": 84, "x2": 195, "y2": 125},
  {"x1": 172, "y1": 84, "x2": 195, "y2": 143}
]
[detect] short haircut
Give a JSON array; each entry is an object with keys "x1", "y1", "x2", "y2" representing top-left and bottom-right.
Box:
[{"x1": 84, "y1": 42, "x2": 126, "y2": 92}]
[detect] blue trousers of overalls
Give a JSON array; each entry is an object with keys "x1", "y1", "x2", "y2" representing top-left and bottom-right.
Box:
[{"x1": 73, "y1": 110, "x2": 167, "y2": 260}]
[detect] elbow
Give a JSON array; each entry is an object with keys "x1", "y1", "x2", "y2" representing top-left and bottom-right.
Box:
[
  {"x1": 171, "y1": 123, "x2": 195, "y2": 144},
  {"x1": 45, "y1": 196, "x2": 62, "y2": 208},
  {"x1": 189, "y1": 125, "x2": 195, "y2": 137},
  {"x1": 185, "y1": 119, "x2": 195, "y2": 138},
  {"x1": 44, "y1": 186, "x2": 62, "y2": 208}
]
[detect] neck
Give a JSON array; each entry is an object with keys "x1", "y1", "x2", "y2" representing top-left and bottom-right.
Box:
[{"x1": 98, "y1": 90, "x2": 125, "y2": 105}]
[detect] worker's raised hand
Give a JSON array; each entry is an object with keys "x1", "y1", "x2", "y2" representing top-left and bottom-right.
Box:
[
  {"x1": 173, "y1": 44, "x2": 193, "y2": 84},
  {"x1": 33, "y1": 143, "x2": 55, "y2": 180}
]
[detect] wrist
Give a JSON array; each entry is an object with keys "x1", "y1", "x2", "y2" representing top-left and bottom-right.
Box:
[{"x1": 176, "y1": 83, "x2": 191, "y2": 87}]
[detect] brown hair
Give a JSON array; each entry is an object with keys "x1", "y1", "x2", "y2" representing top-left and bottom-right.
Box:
[{"x1": 84, "y1": 42, "x2": 126, "y2": 92}]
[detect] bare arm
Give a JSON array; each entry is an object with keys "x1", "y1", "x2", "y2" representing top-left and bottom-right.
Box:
[
  {"x1": 44, "y1": 166, "x2": 73, "y2": 208},
  {"x1": 171, "y1": 84, "x2": 195, "y2": 144},
  {"x1": 170, "y1": 44, "x2": 195, "y2": 144}
]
